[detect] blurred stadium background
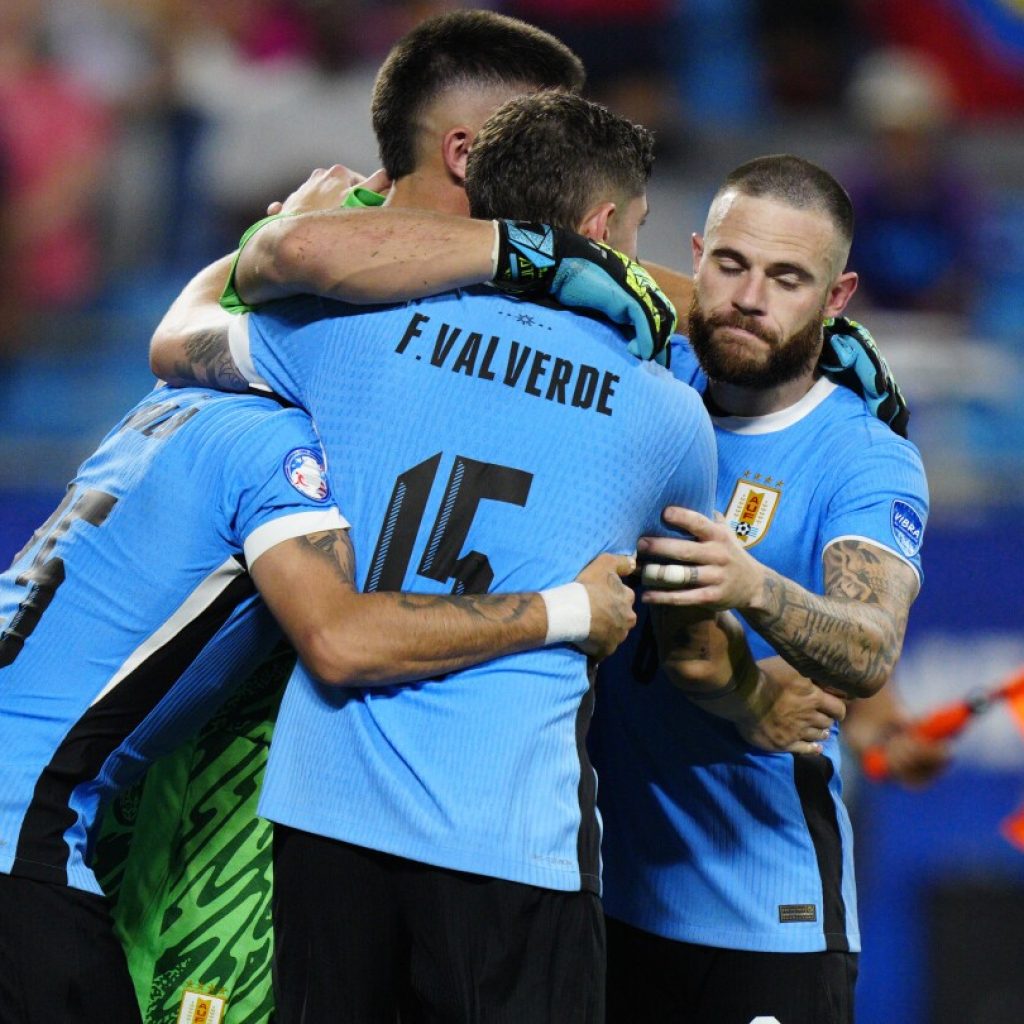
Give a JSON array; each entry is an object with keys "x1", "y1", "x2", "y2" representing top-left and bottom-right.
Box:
[{"x1": 0, "y1": 1, "x2": 1021, "y2": 1020}]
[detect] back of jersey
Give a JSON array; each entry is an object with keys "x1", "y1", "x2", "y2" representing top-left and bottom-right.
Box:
[
  {"x1": 0, "y1": 387, "x2": 341, "y2": 894},
  {"x1": 237, "y1": 288, "x2": 717, "y2": 893}
]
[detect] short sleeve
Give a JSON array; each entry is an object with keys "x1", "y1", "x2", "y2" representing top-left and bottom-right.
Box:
[
  {"x1": 227, "y1": 301, "x2": 326, "y2": 409},
  {"x1": 647, "y1": 394, "x2": 718, "y2": 537},
  {"x1": 225, "y1": 407, "x2": 349, "y2": 567},
  {"x1": 822, "y1": 436, "x2": 929, "y2": 582}
]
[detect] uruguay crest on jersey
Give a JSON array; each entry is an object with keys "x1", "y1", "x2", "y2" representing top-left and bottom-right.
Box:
[{"x1": 724, "y1": 475, "x2": 782, "y2": 548}]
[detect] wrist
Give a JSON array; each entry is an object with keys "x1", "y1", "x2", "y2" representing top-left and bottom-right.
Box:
[
  {"x1": 540, "y1": 582, "x2": 591, "y2": 645},
  {"x1": 742, "y1": 563, "x2": 774, "y2": 615},
  {"x1": 490, "y1": 220, "x2": 501, "y2": 279}
]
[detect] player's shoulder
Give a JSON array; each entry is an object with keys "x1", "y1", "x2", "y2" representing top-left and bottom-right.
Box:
[
  {"x1": 822, "y1": 383, "x2": 924, "y2": 464},
  {"x1": 668, "y1": 335, "x2": 707, "y2": 390},
  {"x1": 140, "y1": 385, "x2": 316, "y2": 449}
]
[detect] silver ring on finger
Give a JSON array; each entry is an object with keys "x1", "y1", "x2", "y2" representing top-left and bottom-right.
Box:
[{"x1": 686, "y1": 564, "x2": 699, "y2": 586}]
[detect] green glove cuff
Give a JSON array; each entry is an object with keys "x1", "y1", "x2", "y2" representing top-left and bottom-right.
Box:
[{"x1": 219, "y1": 185, "x2": 387, "y2": 315}]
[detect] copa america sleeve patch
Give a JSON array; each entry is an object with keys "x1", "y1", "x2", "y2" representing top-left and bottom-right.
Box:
[
  {"x1": 284, "y1": 447, "x2": 331, "y2": 503},
  {"x1": 891, "y1": 499, "x2": 924, "y2": 557}
]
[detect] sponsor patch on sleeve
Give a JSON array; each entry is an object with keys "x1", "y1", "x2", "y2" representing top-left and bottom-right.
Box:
[
  {"x1": 891, "y1": 499, "x2": 924, "y2": 557},
  {"x1": 284, "y1": 446, "x2": 331, "y2": 503}
]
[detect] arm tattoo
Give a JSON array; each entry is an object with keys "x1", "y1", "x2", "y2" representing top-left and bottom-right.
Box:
[
  {"x1": 746, "y1": 539, "x2": 918, "y2": 696},
  {"x1": 300, "y1": 530, "x2": 357, "y2": 587},
  {"x1": 172, "y1": 328, "x2": 248, "y2": 391},
  {"x1": 302, "y1": 530, "x2": 535, "y2": 626},
  {"x1": 395, "y1": 589, "x2": 536, "y2": 626}
]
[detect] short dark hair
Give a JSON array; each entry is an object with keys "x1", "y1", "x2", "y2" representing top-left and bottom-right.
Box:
[
  {"x1": 371, "y1": 10, "x2": 586, "y2": 180},
  {"x1": 717, "y1": 155, "x2": 855, "y2": 249},
  {"x1": 465, "y1": 92, "x2": 654, "y2": 228}
]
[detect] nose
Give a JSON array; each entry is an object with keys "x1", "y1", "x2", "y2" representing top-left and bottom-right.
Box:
[{"x1": 731, "y1": 273, "x2": 767, "y2": 317}]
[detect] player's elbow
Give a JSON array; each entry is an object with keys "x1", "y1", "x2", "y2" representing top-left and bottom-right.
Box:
[
  {"x1": 848, "y1": 669, "x2": 889, "y2": 700},
  {"x1": 149, "y1": 324, "x2": 185, "y2": 382},
  {"x1": 297, "y1": 627, "x2": 388, "y2": 687}
]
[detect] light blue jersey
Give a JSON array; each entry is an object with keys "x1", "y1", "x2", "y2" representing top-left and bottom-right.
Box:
[
  {"x1": 0, "y1": 388, "x2": 345, "y2": 894},
  {"x1": 592, "y1": 337, "x2": 928, "y2": 951},
  {"x1": 228, "y1": 289, "x2": 717, "y2": 892}
]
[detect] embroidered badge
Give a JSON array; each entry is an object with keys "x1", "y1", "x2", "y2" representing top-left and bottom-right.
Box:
[
  {"x1": 284, "y1": 446, "x2": 331, "y2": 503},
  {"x1": 724, "y1": 478, "x2": 782, "y2": 548},
  {"x1": 890, "y1": 499, "x2": 924, "y2": 557}
]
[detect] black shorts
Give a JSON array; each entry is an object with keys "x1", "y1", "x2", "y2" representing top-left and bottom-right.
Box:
[
  {"x1": 0, "y1": 873, "x2": 142, "y2": 1024},
  {"x1": 272, "y1": 825, "x2": 605, "y2": 1023},
  {"x1": 606, "y1": 915, "x2": 858, "y2": 1024}
]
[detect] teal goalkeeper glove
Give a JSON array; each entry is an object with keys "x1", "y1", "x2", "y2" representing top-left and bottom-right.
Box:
[
  {"x1": 820, "y1": 316, "x2": 909, "y2": 438},
  {"x1": 492, "y1": 221, "x2": 677, "y2": 366}
]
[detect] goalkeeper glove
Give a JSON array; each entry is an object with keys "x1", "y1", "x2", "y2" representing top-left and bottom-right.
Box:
[
  {"x1": 492, "y1": 221, "x2": 677, "y2": 366},
  {"x1": 820, "y1": 316, "x2": 909, "y2": 438}
]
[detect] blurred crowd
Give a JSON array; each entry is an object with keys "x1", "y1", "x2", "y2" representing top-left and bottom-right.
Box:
[{"x1": 1, "y1": 0, "x2": 1023, "y2": 505}]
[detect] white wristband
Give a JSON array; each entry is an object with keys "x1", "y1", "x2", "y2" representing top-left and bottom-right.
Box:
[
  {"x1": 490, "y1": 220, "x2": 501, "y2": 279},
  {"x1": 540, "y1": 582, "x2": 591, "y2": 645}
]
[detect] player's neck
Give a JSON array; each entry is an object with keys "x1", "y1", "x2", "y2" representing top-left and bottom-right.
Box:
[
  {"x1": 385, "y1": 172, "x2": 470, "y2": 217},
  {"x1": 706, "y1": 370, "x2": 819, "y2": 419}
]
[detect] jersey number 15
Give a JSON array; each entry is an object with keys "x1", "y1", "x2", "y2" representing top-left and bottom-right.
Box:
[{"x1": 366, "y1": 453, "x2": 533, "y2": 596}]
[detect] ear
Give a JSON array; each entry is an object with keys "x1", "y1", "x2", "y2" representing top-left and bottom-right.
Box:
[
  {"x1": 825, "y1": 271, "x2": 859, "y2": 318},
  {"x1": 577, "y1": 201, "x2": 616, "y2": 243},
  {"x1": 691, "y1": 233, "x2": 704, "y2": 275},
  {"x1": 441, "y1": 125, "x2": 474, "y2": 184}
]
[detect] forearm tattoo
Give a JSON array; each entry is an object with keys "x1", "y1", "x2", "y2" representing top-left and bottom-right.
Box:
[
  {"x1": 395, "y1": 589, "x2": 536, "y2": 625},
  {"x1": 303, "y1": 531, "x2": 535, "y2": 626},
  {"x1": 172, "y1": 328, "x2": 248, "y2": 391},
  {"x1": 747, "y1": 539, "x2": 917, "y2": 695}
]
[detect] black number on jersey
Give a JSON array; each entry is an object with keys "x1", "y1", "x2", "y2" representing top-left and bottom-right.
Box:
[
  {"x1": 0, "y1": 485, "x2": 118, "y2": 667},
  {"x1": 366, "y1": 453, "x2": 533, "y2": 595},
  {"x1": 120, "y1": 398, "x2": 204, "y2": 439}
]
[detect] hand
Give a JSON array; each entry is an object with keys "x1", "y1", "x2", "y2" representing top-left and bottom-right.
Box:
[
  {"x1": 491, "y1": 221, "x2": 677, "y2": 365},
  {"x1": 739, "y1": 663, "x2": 848, "y2": 755},
  {"x1": 575, "y1": 553, "x2": 637, "y2": 661},
  {"x1": 265, "y1": 164, "x2": 388, "y2": 217},
  {"x1": 638, "y1": 507, "x2": 764, "y2": 612},
  {"x1": 876, "y1": 727, "x2": 952, "y2": 788},
  {"x1": 819, "y1": 316, "x2": 909, "y2": 438}
]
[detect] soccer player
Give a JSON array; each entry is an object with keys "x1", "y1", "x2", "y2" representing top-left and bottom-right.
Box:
[
  {"x1": 589, "y1": 155, "x2": 930, "y2": 1024},
  {"x1": 0, "y1": 389, "x2": 636, "y2": 1022},
  {"x1": 155, "y1": 88, "x2": 756, "y2": 1023}
]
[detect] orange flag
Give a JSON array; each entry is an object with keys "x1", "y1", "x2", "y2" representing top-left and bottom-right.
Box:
[
  {"x1": 1000, "y1": 802, "x2": 1024, "y2": 852},
  {"x1": 1006, "y1": 674, "x2": 1024, "y2": 740}
]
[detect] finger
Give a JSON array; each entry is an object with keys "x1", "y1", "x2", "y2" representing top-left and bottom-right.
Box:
[
  {"x1": 786, "y1": 741, "x2": 824, "y2": 756},
  {"x1": 803, "y1": 715, "x2": 836, "y2": 734},
  {"x1": 266, "y1": 201, "x2": 284, "y2": 215},
  {"x1": 612, "y1": 554, "x2": 637, "y2": 578},
  {"x1": 661, "y1": 506, "x2": 717, "y2": 538},
  {"x1": 640, "y1": 562, "x2": 699, "y2": 589},
  {"x1": 818, "y1": 694, "x2": 847, "y2": 723},
  {"x1": 640, "y1": 587, "x2": 711, "y2": 608},
  {"x1": 636, "y1": 536, "x2": 705, "y2": 562},
  {"x1": 360, "y1": 167, "x2": 392, "y2": 195}
]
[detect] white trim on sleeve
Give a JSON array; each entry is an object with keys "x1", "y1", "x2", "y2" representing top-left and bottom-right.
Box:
[
  {"x1": 244, "y1": 508, "x2": 349, "y2": 568},
  {"x1": 823, "y1": 534, "x2": 923, "y2": 589},
  {"x1": 227, "y1": 313, "x2": 272, "y2": 392}
]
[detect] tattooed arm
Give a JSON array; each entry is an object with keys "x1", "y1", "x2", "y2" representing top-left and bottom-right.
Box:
[
  {"x1": 249, "y1": 530, "x2": 636, "y2": 686},
  {"x1": 150, "y1": 255, "x2": 247, "y2": 390},
  {"x1": 640, "y1": 507, "x2": 920, "y2": 698},
  {"x1": 651, "y1": 606, "x2": 846, "y2": 753}
]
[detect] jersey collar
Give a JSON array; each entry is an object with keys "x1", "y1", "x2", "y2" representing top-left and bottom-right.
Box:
[{"x1": 709, "y1": 376, "x2": 837, "y2": 435}]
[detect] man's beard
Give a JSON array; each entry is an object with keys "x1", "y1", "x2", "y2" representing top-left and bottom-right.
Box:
[{"x1": 687, "y1": 294, "x2": 824, "y2": 390}]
